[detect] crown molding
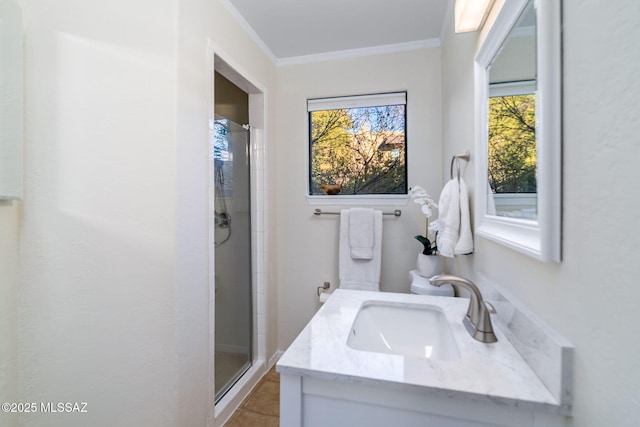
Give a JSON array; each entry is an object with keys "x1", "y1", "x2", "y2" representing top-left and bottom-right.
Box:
[
  {"x1": 219, "y1": 0, "x2": 279, "y2": 65},
  {"x1": 221, "y1": 0, "x2": 442, "y2": 67}
]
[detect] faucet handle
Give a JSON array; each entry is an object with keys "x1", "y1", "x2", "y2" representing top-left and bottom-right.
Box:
[
  {"x1": 484, "y1": 301, "x2": 497, "y2": 314},
  {"x1": 430, "y1": 274, "x2": 498, "y2": 343},
  {"x1": 475, "y1": 304, "x2": 498, "y2": 343}
]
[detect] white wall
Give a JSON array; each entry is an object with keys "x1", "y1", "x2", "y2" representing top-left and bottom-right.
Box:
[
  {"x1": 11, "y1": 0, "x2": 279, "y2": 426},
  {"x1": 276, "y1": 49, "x2": 443, "y2": 348},
  {"x1": 0, "y1": 0, "x2": 23, "y2": 200},
  {"x1": 441, "y1": 1, "x2": 640, "y2": 426},
  {"x1": 176, "y1": 1, "x2": 278, "y2": 424},
  {"x1": 0, "y1": 202, "x2": 19, "y2": 427},
  {"x1": 19, "y1": 1, "x2": 179, "y2": 425}
]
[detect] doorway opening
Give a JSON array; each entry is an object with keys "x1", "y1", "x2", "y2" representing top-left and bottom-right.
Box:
[{"x1": 210, "y1": 51, "x2": 268, "y2": 425}]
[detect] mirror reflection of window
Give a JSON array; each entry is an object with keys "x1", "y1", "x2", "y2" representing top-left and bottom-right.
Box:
[
  {"x1": 488, "y1": 83, "x2": 536, "y2": 219},
  {"x1": 487, "y1": 0, "x2": 537, "y2": 220}
]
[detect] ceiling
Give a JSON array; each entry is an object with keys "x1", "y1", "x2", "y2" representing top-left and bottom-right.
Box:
[{"x1": 225, "y1": 0, "x2": 450, "y2": 60}]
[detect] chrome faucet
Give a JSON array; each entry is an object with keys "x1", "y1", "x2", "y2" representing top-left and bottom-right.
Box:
[{"x1": 429, "y1": 274, "x2": 497, "y2": 343}]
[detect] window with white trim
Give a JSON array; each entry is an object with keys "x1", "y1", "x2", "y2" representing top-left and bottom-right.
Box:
[{"x1": 308, "y1": 92, "x2": 407, "y2": 196}]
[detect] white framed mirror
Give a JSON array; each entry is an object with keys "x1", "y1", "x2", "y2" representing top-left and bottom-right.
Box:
[{"x1": 474, "y1": 0, "x2": 561, "y2": 262}]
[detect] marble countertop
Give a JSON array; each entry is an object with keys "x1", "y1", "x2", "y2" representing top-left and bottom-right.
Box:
[{"x1": 277, "y1": 289, "x2": 567, "y2": 415}]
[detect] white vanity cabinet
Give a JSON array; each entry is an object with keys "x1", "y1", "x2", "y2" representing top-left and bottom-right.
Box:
[
  {"x1": 277, "y1": 289, "x2": 572, "y2": 427},
  {"x1": 280, "y1": 373, "x2": 565, "y2": 427}
]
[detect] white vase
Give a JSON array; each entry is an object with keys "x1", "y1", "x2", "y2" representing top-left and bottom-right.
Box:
[{"x1": 416, "y1": 253, "x2": 443, "y2": 278}]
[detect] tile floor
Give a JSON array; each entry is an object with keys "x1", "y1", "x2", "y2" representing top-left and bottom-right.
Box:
[{"x1": 224, "y1": 365, "x2": 280, "y2": 427}]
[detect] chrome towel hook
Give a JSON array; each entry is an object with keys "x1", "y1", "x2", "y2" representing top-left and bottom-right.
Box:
[{"x1": 450, "y1": 151, "x2": 471, "y2": 181}]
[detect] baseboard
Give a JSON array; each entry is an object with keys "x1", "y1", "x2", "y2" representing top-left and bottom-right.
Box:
[{"x1": 268, "y1": 350, "x2": 283, "y2": 369}]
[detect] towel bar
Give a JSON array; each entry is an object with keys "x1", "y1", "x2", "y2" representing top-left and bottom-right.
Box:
[{"x1": 313, "y1": 208, "x2": 401, "y2": 217}]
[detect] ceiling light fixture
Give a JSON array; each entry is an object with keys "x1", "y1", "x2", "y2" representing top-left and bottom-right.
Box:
[{"x1": 455, "y1": 0, "x2": 496, "y2": 33}]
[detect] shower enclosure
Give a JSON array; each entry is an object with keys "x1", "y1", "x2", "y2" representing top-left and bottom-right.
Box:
[{"x1": 211, "y1": 116, "x2": 252, "y2": 402}]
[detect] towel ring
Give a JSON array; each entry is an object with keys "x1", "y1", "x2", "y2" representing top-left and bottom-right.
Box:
[{"x1": 450, "y1": 151, "x2": 471, "y2": 181}]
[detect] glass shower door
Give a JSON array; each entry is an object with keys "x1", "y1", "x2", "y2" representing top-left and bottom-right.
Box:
[{"x1": 211, "y1": 117, "x2": 252, "y2": 402}]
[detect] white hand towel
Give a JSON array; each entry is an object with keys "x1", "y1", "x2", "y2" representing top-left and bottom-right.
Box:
[
  {"x1": 436, "y1": 179, "x2": 460, "y2": 258},
  {"x1": 454, "y1": 178, "x2": 473, "y2": 255},
  {"x1": 437, "y1": 178, "x2": 474, "y2": 258},
  {"x1": 339, "y1": 209, "x2": 382, "y2": 291},
  {"x1": 349, "y1": 208, "x2": 375, "y2": 259}
]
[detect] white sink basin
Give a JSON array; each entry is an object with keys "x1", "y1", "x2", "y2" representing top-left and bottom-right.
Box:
[{"x1": 347, "y1": 300, "x2": 460, "y2": 360}]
